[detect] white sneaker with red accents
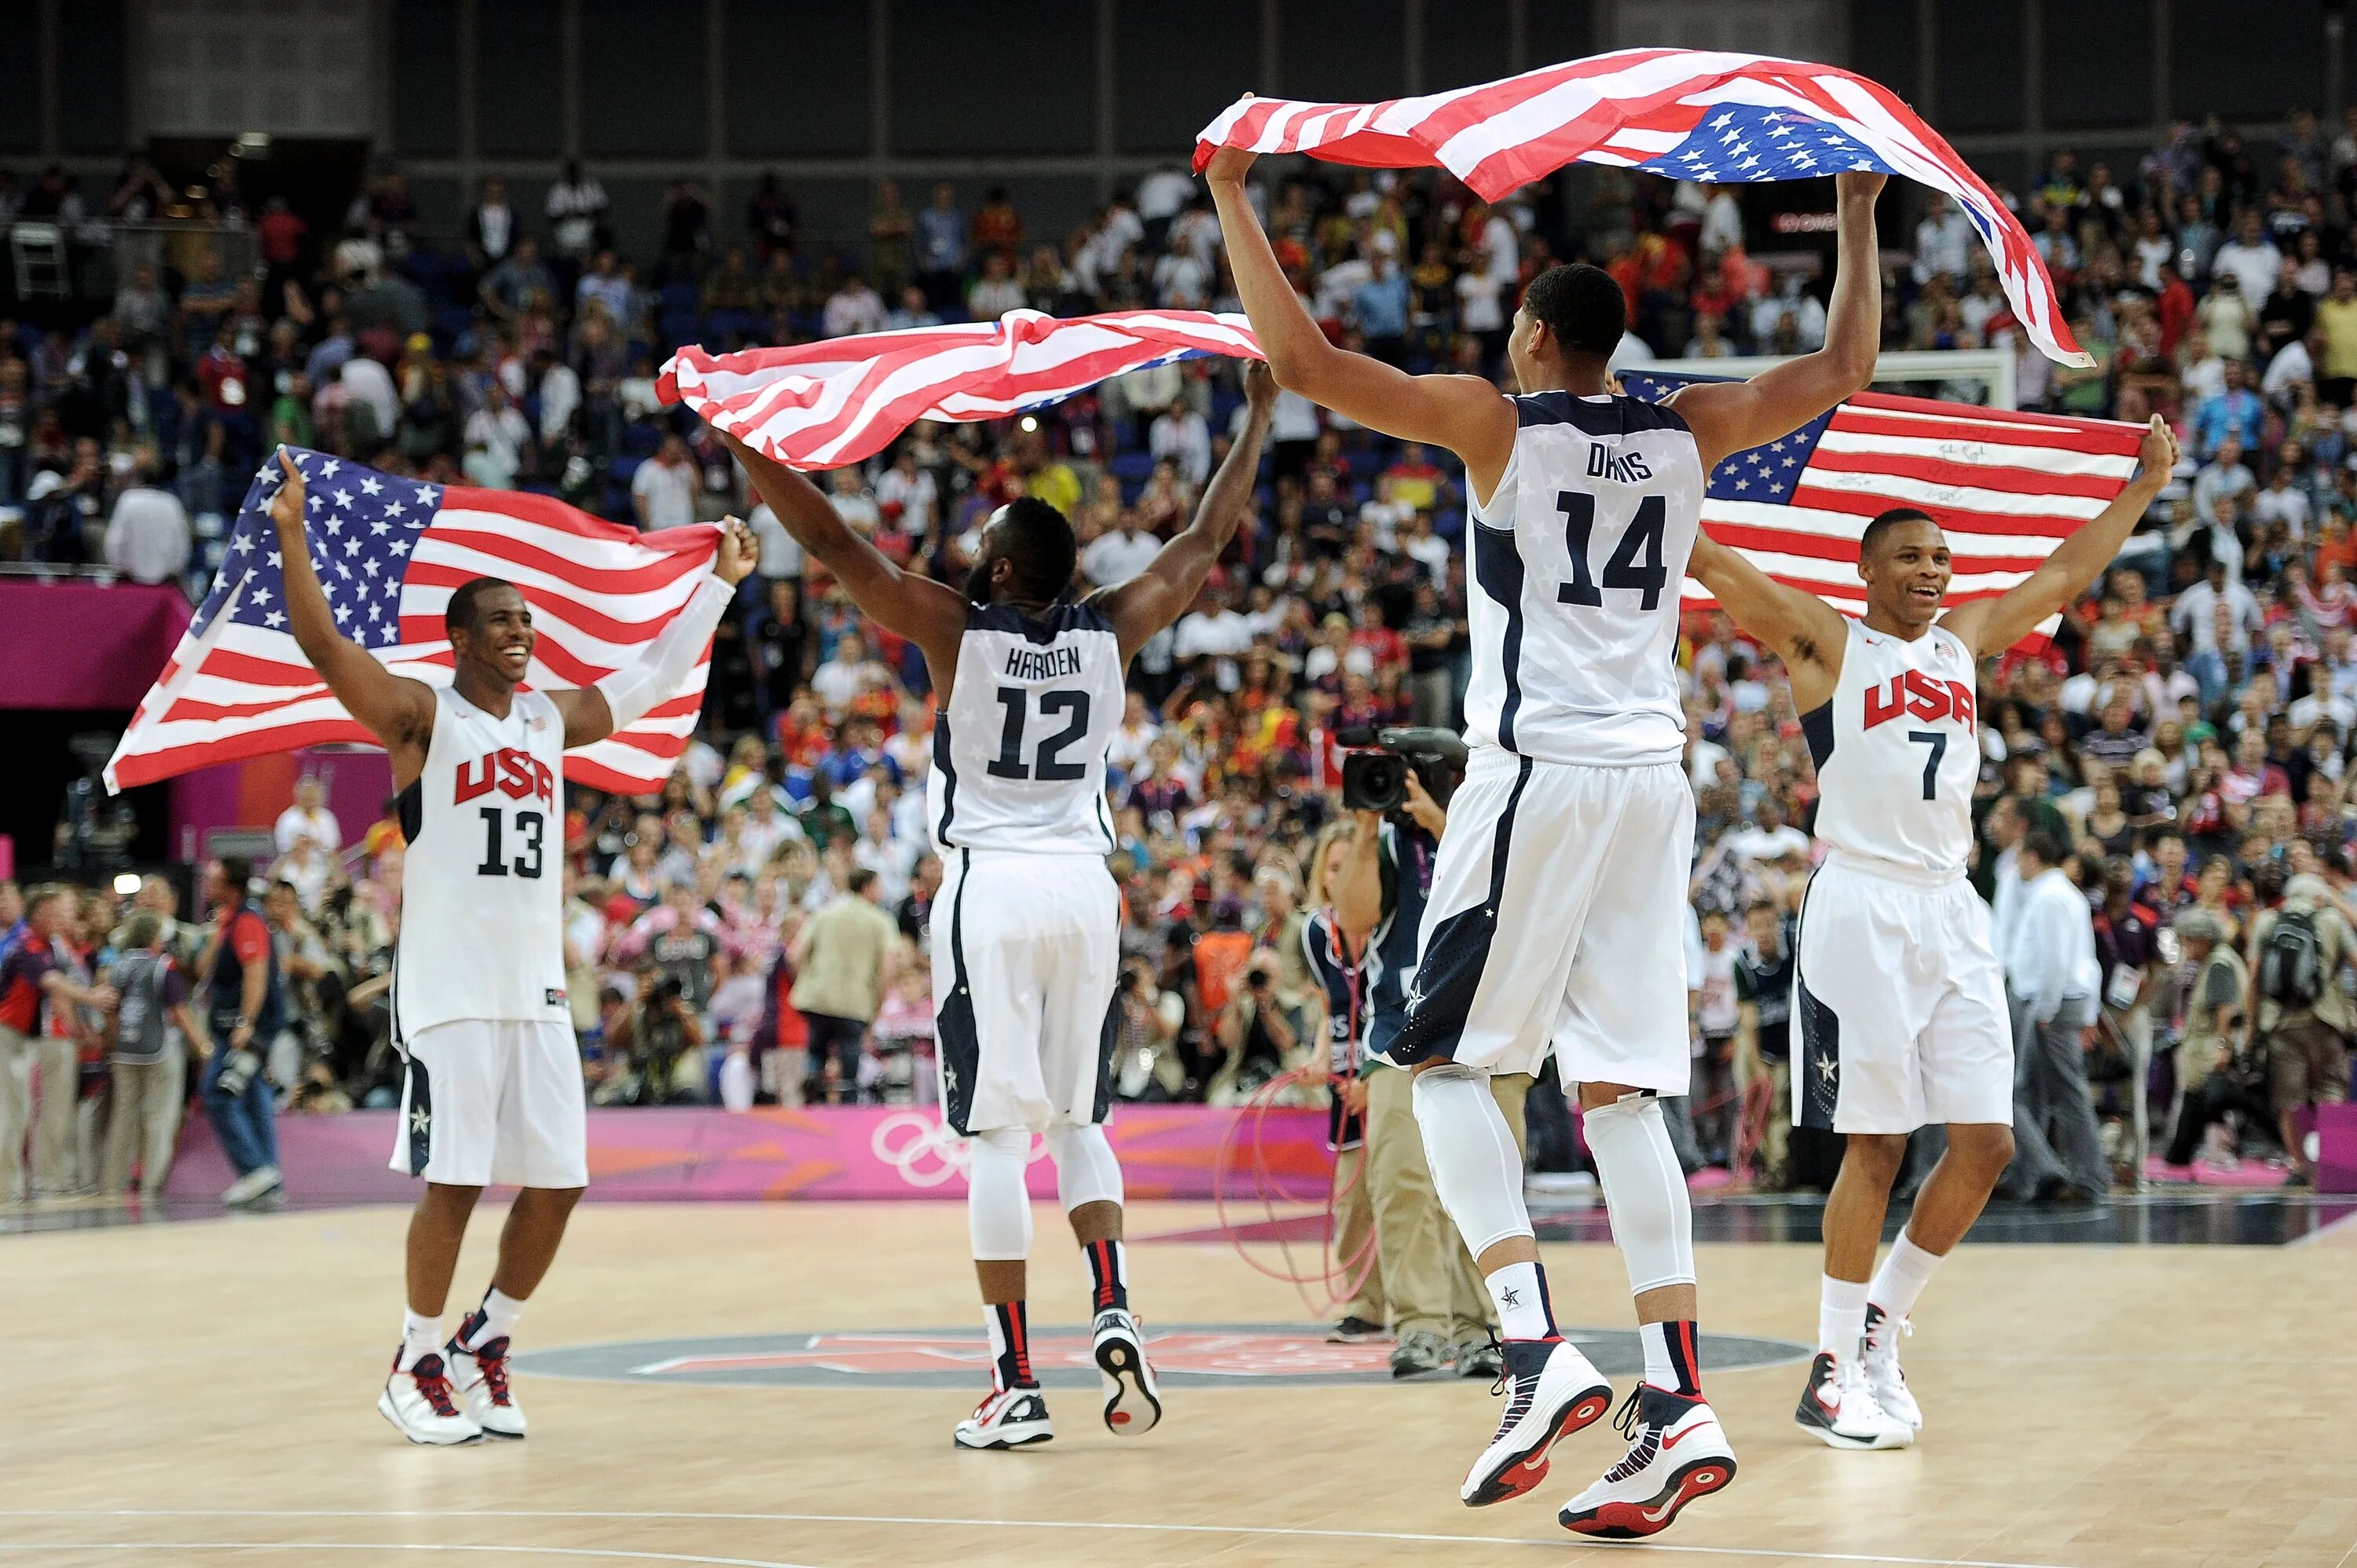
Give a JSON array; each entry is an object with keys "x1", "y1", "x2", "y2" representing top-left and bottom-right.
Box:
[
  {"x1": 378, "y1": 1352, "x2": 485, "y2": 1445},
  {"x1": 1092, "y1": 1309, "x2": 1161, "y2": 1437},
  {"x1": 1862, "y1": 1306, "x2": 1922, "y2": 1432},
  {"x1": 1559, "y1": 1386, "x2": 1738, "y2": 1538},
  {"x1": 1793, "y1": 1350, "x2": 1913, "y2": 1449},
  {"x1": 1460, "y1": 1338, "x2": 1615, "y2": 1508},
  {"x1": 953, "y1": 1384, "x2": 1054, "y2": 1450},
  {"x1": 446, "y1": 1332, "x2": 526, "y2": 1439}
]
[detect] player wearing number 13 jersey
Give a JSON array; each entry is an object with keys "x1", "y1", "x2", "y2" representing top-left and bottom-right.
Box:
[
  {"x1": 263, "y1": 449, "x2": 757, "y2": 1449},
  {"x1": 724, "y1": 366, "x2": 1274, "y2": 1456},
  {"x1": 1212, "y1": 144, "x2": 1896, "y2": 1538},
  {"x1": 1687, "y1": 415, "x2": 2176, "y2": 1453}
]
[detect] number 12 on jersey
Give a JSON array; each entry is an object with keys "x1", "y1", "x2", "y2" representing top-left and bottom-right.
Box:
[
  {"x1": 1555, "y1": 491, "x2": 1669, "y2": 611},
  {"x1": 987, "y1": 687, "x2": 1092, "y2": 782}
]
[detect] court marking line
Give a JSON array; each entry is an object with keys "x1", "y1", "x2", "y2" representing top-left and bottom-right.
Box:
[
  {"x1": 0, "y1": 1547, "x2": 819, "y2": 1568},
  {"x1": 0, "y1": 1509, "x2": 2081, "y2": 1568},
  {"x1": 2286, "y1": 1207, "x2": 2357, "y2": 1247}
]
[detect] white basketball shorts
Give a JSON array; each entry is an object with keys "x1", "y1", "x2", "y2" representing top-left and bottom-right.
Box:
[
  {"x1": 1385, "y1": 747, "x2": 1695, "y2": 1094},
  {"x1": 933, "y1": 848, "x2": 1121, "y2": 1135},
  {"x1": 390, "y1": 1018, "x2": 590, "y2": 1189},
  {"x1": 1794, "y1": 855, "x2": 2013, "y2": 1134}
]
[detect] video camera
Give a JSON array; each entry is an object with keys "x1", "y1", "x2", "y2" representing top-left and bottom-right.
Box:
[{"x1": 1337, "y1": 726, "x2": 1470, "y2": 815}]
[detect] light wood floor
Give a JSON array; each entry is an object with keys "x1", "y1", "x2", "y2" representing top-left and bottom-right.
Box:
[{"x1": 3, "y1": 1200, "x2": 2353, "y2": 1568}]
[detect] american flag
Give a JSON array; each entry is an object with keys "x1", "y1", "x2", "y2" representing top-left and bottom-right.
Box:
[
  {"x1": 1192, "y1": 47, "x2": 2092, "y2": 369},
  {"x1": 104, "y1": 449, "x2": 720, "y2": 796},
  {"x1": 1618, "y1": 371, "x2": 2146, "y2": 632},
  {"x1": 662, "y1": 308, "x2": 1263, "y2": 469}
]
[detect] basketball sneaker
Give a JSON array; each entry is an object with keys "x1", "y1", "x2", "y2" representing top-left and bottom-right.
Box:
[
  {"x1": 1092, "y1": 1307, "x2": 1161, "y2": 1436},
  {"x1": 954, "y1": 1384, "x2": 1054, "y2": 1449},
  {"x1": 1326, "y1": 1314, "x2": 1387, "y2": 1344},
  {"x1": 1460, "y1": 1339, "x2": 1615, "y2": 1508},
  {"x1": 1861, "y1": 1306, "x2": 1921, "y2": 1433},
  {"x1": 1559, "y1": 1385, "x2": 1738, "y2": 1538},
  {"x1": 1792, "y1": 1351, "x2": 1913, "y2": 1449},
  {"x1": 377, "y1": 1352, "x2": 484, "y2": 1445},
  {"x1": 445, "y1": 1323, "x2": 526, "y2": 1439}
]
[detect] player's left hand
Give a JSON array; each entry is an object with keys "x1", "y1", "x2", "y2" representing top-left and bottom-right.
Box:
[
  {"x1": 1241, "y1": 358, "x2": 1278, "y2": 412},
  {"x1": 2135, "y1": 414, "x2": 2180, "y2": 485},
  {"x1": 1203, "y1": 145, "x2": 1258, "y2": 187},
  {"x1": 1835, "y1": 170, "x2": 1886, "y2": 202},
  {"x1": 713, "y1": 515, "x2": 759, "y2": 586}
]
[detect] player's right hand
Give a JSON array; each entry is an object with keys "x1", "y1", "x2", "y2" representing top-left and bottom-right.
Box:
[
  {"x1": 1241, "y1": 358, "x2": 1278, "y2": 411},
  {"x1": 268, "y1": 449, "x2": 306, "y2": 534},
  {"x1": 1203, "y1": 145, "x2": 1258, "y2": 187}
]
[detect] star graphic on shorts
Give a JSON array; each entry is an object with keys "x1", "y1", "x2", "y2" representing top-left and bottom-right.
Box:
[
  {"x1": 1814, "y1": 1054, "x2": 1838, "y2": 1086},
  {"x1": 410, "y1": 1105, "x2": 432, "y2": 1137},
  {"x1": 1403, "y1": 980, "x2": 1426, "y2": 1014}
]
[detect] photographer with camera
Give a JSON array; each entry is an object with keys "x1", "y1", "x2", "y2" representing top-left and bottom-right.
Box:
[
  {"x1": 1111, "y1": 957, "x2": 1186, "y2": 1101},
  {"x1": 1211, "y1": 950, "x2": 1299, "y2": 1099},
  {"x1": 1328, "y1": 727, "x2": 1530, "y2": 1380},
  {"x1": 600, "y1": 962, "x2": 709, "y2": 1106}
]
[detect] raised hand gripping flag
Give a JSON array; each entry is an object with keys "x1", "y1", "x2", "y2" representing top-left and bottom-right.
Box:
[
  {"x1": 105, "y1": 449, "x2": 721, "y2": 797},
  {"x1": 1193, "y1": 47, "x2": 2092, "y2": 369},
  {"x1": 661, "y1": 308, "x2": 1263, "y2": 471},
  {"x1": 1618, "y1": 372, "x2": 2145, "y2": 640}
]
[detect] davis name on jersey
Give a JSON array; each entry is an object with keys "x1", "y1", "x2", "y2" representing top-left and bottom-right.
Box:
[
  {"x1": 931, "y1": 601, "x2": 1126, "y2": 856},
  {"x1": 392, "y1": 687, "x2": 569, "y2": 1037},
  {"x1": 1804, "y1": 622, "x2": 1981, "y2": 877},
  {"x1": 1463, "y1": 393, "x2": 1705, "y2": 768}
]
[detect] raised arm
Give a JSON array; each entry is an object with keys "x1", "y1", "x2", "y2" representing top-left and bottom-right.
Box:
[
  {"x1": 266, "y1": 451, "x2": 437, "y2": 782},
  {"x1": 719, "y1": 430, "x2": 970, "y2": 683},
  {"x1": 544, "y1": 517, "x2": 758, "y2": 750},
  {"x1": 1091, "y1": 361, "x2": 1275, "y2": 660},
  {"x1": 1203, "y1": 148, "x2": 1516, "y2": 500},
  {"x1": 1666, "y1": 173, "x2": 1886, "y2": 472},
  {"x1": 1687, "y1": 531, "x2": 1853, "y2": 711},
  {"x1": 1939, "y1": 416, "x2": 2178, "y2": 658}
]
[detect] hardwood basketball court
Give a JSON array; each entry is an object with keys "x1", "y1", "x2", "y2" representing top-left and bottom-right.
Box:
[{"x1": 4, "y1": 1196, "x2": 2353, "y2": 1567}]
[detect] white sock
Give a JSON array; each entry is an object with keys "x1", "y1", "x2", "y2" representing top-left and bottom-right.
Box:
[
  {"x1": 1485, "y1": 1260, "x2": 1559, "y2": 1342},
  {"x1": 399, "y1": 1309, "x2": 442, "y2": 1370},
  {"x1": 1867, "y1": 1234, "x2": 1943, "y2": 1348},
  {"x1": 1818, "y1": 1275, "x2": 1869, "y2": 1361},
  {"x1": 462, "y1": 1288, "x2": 526, "y2": 1348},
  {"x1": 1639, "y1": 1320, "x2": 1702, "y2": 1396}
]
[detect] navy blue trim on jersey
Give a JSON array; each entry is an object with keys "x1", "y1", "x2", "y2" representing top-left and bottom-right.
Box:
[
  {"x1": 1384, "y1": 756, "x2": 1534, "y2": 1067},
  {"x1": 969, "y1": 599, "x2": 1113, "y2": 645},
  {"x1": 1471, "y1": 520, "x2": 1528, "y2": 751},
  {"x1": 1515, "y1": 390, "x2": 1692, "y2": 436},
  {"x1": 1091, "y1": 984, "x2": 1119, "y2": 1125},
  {"x1": 396, "y1": 779, "x2": 423, "y2": 845},
  {"x1": 402, "y1": 1053, "x2": 434, "y2": 1177},
  {"x1": 1791, "y1": 870, "x2": 1840, "y2": 1130},
  {"x1": 936, "y1": 848, "x2": 981, "y2": 1135},
  {"x1": 1799, "y1": 700, "x2": 1836, "y2": 771},
  {"x1": 1365, "y1": 821, "x2": 1434, "y2": 1062},
  {"x1": 931, "y1": 710, "x2": 960, "y2": 845}
]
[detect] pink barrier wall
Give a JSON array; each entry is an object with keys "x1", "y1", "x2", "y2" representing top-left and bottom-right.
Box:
[
  {"x1": 167, "y1": 746, "x2": 394, "y2": 862},
  {"x1": 0, "y1": 581, "x2": 191, "y2": 709},
  {"x1": 167, "y1": 1104, "x2": 1333, "y2": 1202}
]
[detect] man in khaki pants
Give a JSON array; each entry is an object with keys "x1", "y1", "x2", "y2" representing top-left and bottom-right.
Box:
[
  {"x1": 0, "y1": 888, "x2": 118, "y2": 1203},
  {"x1": 1329, "y1": 764, "x2": 1530, "y2": 1380}
]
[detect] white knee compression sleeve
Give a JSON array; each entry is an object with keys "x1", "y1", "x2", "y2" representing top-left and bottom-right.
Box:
[
  {"x1": 966, "y1": 1128, "x2": 1034, "y2": 1261},
  {"x1": 1043, "y1": 1123, "x2": 1124, "y2": 1211},
  {"x1": 592, "y1": 576, "x2": 732, "y2": 729},
  {"x1": 1410, "y1": 1063, "x2": 1532, "y2": 1258},
  {"x1": 1583, "y1": 1094, "x2": 1695, "y2": 1294}
]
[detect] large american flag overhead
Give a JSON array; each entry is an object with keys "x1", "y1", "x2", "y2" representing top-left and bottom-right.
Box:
[
  {"x1": 662, "y1": 308, "x2": 1263, "y2": 470},
  {"x1": 1619, "y1": 372, "x2": 2146, "y2": 627},
  {"x1": 105, "y1": 449, "x2": 720, "y2": 796},
  {"x1": 1192, "y1": 47, "x2": 2092, "y2": 368}
]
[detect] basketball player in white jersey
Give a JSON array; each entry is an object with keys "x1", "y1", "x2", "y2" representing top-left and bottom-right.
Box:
[
  {"x1": 1687, "y1": 415, "x2": 2175, "y2": 1449},
  {"x1": 720, "y1": 365, "x2": 1275, "y2": 1450},
  {"x1": 264, "y1": 451, "x2": 757, "y2": 1445},
  {"x1": 1213, "y1": 150, "x2": 1886, "y2": 1536}
]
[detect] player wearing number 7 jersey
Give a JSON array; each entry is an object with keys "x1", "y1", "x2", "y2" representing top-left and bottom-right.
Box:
[
  {"x1": 262, "y1": 450, "x2": 757, "y2": 1447},
  {"x1": 1685, "y1": 415, "x2": 2176, "y2": 1452},
  {"x1": 721, "y1": 364, "x2": 1275, "y2": 1453},
  {"x1": 1209, "y1": 147, "x2": 1889, "y2": 1538}
]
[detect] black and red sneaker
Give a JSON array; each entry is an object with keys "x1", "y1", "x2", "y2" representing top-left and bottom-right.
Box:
[{"x1": 1459, "y1": 1339, "x2": 1614, "y2": 1507}]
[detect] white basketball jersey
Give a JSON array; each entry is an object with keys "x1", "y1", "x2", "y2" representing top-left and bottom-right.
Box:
[
  {"x1": 1464, "y1": 392, "x2": 1705, "y2": 767},
  {"x1": 1805, "y1": 621, "x2": 1981, "y2": 877},
  {"x1": 391, "y1": 687, "x2": 570, "y2": 1037},
  {"x1": 930, "y1": 602, "x2": 1125, "y2": 855}
]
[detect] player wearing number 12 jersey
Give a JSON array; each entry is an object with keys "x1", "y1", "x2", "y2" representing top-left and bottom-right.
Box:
[
  {"x1": 723, "y1": 365, "x2": 1275, "y2": 1454},
  {"x1": 264, "y1": 451, "x2": 757, "y2": 1448},
  {"x1": 1214, "y1": 145, "x2": 1890, "y2": 1537},
  {"x1": 1687, "y1": 414, "x2": 2176, "y2": 1451}
]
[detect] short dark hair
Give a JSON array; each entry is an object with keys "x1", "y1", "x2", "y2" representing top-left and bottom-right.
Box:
[
  {"x1": 846, "y1": 867, "x2": 879, "y2": 896},
  {"x1": 1519, "y1": 263, "x2": 1626, "y2": 359},
  {"x1": 992, "y1": 498, "x2": 1079, "y2": 604},
  {"x1": 217, "y1": 856, "x2": 252, "y2": 893},
  {"x1": 1860, "y1": 507, "x2": 1937, "y2": 559},
  {"x1": 2021, "y1": 829, "x2": 2068, "y2": 867},
  {"x1": 445, "y1": 576, "x2": 519, "y2": 638}
]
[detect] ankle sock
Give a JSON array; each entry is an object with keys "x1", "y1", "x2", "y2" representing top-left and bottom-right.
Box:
[
  {"x1": 457, "y1": 1288, "x2": 526, "y2": 1350},
  {"x1": 1640, "y1": 1319, "x2": 1702, "y2": 1396},
  {"x1": 1486, "y1": 1260, "x2": 1560, "y2": 1343},
  {"x1": 398, "y1": 1309, "x2": 442, "y2": 1371},
  {"x1": 985, "y1": 1299, "x2": 1036, "y2": 1390},
  {"x1": 1083, "y1": 1238, "x2": 1128, "y2": 1313},
  {"x1": 1867, "y1": 1234, "x2": 1941, "y2": 1346},
  {"x1": 1819, "y1": 1274, "x2": 1869, "y2": 1361}
]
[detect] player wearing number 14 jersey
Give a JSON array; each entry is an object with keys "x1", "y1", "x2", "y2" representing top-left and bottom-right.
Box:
[
  {"x1": 1213, "y1": 145, "x2": 1890, "y2": 1538},
  {"x1": 263, "y1": 450, "x2": 757, "y2": 1447},
  {"x1": 724, "y1": 365, "x2": 1275, "y2": 1455},
  {"x1": 1687, "y1": 414, "x2": 2176, "y2": 1451}
]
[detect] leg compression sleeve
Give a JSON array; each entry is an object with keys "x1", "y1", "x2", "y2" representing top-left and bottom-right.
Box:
[
  {"x1": 966, "y1": 1127, "x2": 1035, "y2": 1261},
  {"x1": 1043, "y1": 1123, "x2": 1124, "y2": 1211},
  {"x1": 1411, "y1": 1063, "x2": 1533, "y2": 1258},
  {"x1": 1583, "y1": 1093, "x2": 1696, "y2": 1294}
]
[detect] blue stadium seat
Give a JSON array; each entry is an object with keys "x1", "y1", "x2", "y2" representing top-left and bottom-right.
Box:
[
  {"x1": 1108, "y1": 452, "x2": 1155, "y2": 484},
  {"x1": 659, "y1": 281, "x2": 701, "y2": 313},
  {"x1": 621, "y1": 423, "x2": 665, "y2": 460},
  {"x1": 610, "y1": 455, "x2": 643, "y2": 485}
]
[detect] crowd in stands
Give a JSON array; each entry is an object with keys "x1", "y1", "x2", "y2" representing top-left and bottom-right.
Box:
[{"x1": 10, "y1": 108, "x2": 2357, "y2": 1202}]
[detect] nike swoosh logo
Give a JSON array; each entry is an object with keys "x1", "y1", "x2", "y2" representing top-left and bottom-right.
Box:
[
  {"x1": 1814, "y1": 1389, "x2": 1840, "y2": 1415},
  {"x1": 1662, "y1": 1421, "x2": 1702, "y2": 1452}
]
